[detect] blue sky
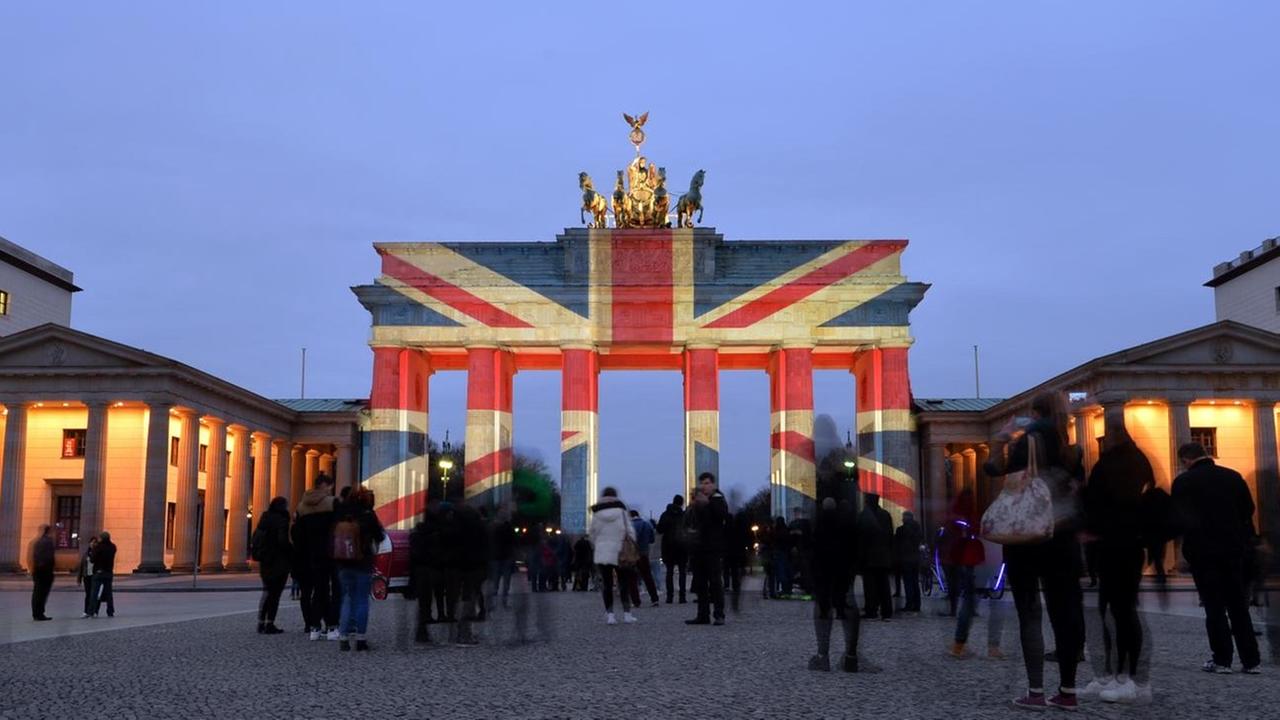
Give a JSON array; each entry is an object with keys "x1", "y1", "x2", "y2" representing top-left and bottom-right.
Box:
[{"x1": 2, "y1": 3, "x2": 1277, "y2": 514}]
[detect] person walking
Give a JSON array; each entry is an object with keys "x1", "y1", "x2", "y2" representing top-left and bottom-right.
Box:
[
  {"x1": 984, "y1": 392, "x2": 1086, "y2": 711},
  {"x1": 1081, "y1": 425, "x2": 1156, "y2": 702},
  {"x1": 656, "y1": 495, "x2": 688, "y2": 604},
  {"x1": 334, "y1": 487, "x2": 386, "y2": 651},
  {"x1": 628, "y1": 510, "x2": 659, "y2": 607},
  {"x1": 1172, "y1": 442, "x2": 1262, "y2": 675},
  {"x1": 572, "y1": 535, "x2": 593, "y2": 591},
  {"x1": 858, "y1": 493, "x2": 894, "y2": 621},
  {"x1": 588, "y1": 487, "x2": 637, "y2": 625},
  {"x1": 76, "y1": 536, "x2": 98, "y2": 618},
  {"x1": 409, "y1": 511, "x2": 437, "y2": 643},
  {"x1": 251, "y1": 496, "x2": 293, "y2": 635},
  {"x1": 487, "y1": 504, "x2": 516, "y2": 608},
  {"x1": 807, "y1": 497, "x2": 863, "y2": 672},
  {"x1": 452, "y1": 502, "x2": 490, "y2": 646},
  {"x1": 686, "y1": 472, "x2": 729, "y2": 626},
  {"x1": 769, "y1": 516, "x2": 792, "y2": 598},
  {"x1": 30, "y1": 525, "x2": 55, "y2": 621},
  {"x1": 89, "y1": 531, "x2": 116, "y2": 618},
  {"x1": 894, "y1": 511, "x2": 923, "y2": 614},
  {"x1": 292, "y1": 474, "x2": 337, "y2": 640},
  {"x1": 945, "y1": 489, "x2": 986, "y2": 657}
]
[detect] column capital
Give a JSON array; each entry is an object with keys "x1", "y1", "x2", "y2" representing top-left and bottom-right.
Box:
[
  {"x1": 201, "y1": 415, "x2": 227, "y2": 428},
  {"x1": 684, "y1": 342, "x2": 720, "y2": 351},
  {"x1": 305, "y1": 448, "x2": 320, "y2": 458},
  {"x1": 777, "y1": 341, "x2": 815, "y2": 350},
  {"x1": 559, "y1": 343, "x2": 598, "y2": 352},
  {"x1": 84, "y1": 399, "x2": 112, "y2": 411}
]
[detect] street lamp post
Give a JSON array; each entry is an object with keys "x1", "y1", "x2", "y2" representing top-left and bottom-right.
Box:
[{"x1": 438, "y1": 457, "x2": 454, "y2": 500}]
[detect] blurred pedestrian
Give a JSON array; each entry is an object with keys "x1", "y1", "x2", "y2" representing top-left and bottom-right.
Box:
[
  {"x1": 572, "y1": 535, "x2": 593, "y2": 591},
  {"x1": 686, "y1": 472, "x2": 729, "y2": 626},
  {"x1": 984, "y1": 392, "x2": 1085, "y2": 711},
  {"x1": 945, "y1": 489, "x2": 985, "y2": 657},
  {"x1": 29, "y1": 524, "x2": 55, "y2": 621},
  {"x1": 807, "y1": 497, "x2": 862, "y2": 672},
  {"x1": 487, "y1": 504, "x2": 516, "y2": 608},
  {"x1": 657, "y1": 495, "x2": 688, "y2": 604},
  {"x1": 89, "y1": 531, "x2": 116, "y2": 618},
  {"x1": 292, "y1": 474, "x2": 337, "y2": 640},
  {"x1": 1172, "y1": 442, "x2": 1262, "y2": 674},
  {"x1": 452, "y1": 502, "x2": 489, "y2": 646},
  {"x1": 770, "y1": 517, "x2": 792, "y2": 598},
  {"x1": 895, "y1": 511, "x2": 923, "y2": 613},
  {"x1": 334, "y1": 488, "x2": 385, "y2": 651},
  {"x1": 629, "y1": 509, "x2": 659, "y2": 607},
  {"x1": 589, "y1": 487, "x2": 637, "y2": 625},
  {"x1": 250, "y1": 497, "x2": 292, "y2": 635},
  {"x1": 858, "y1": 493, "x2": 894, "y2": 620},
  {"x1": 76, "y1": 535, "x2": 99, "y2": 618}
]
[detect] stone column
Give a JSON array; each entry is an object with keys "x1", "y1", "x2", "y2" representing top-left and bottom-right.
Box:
[
  {"x1": 465, "y1": 346, "x2": 515, "y2": 511},
  {"x1": 853, "y1": 346, "x2": 915, "y2": 522},
  {"x1": 319, "y1": 453, "x2": 334, "y2": 478},
  {"x1": 170, "y1": 410, "x2": 201, "y2": 573},
  {"x1": 949, "y1": 453, "x2": 965, "y2": 496},
  {"x1": 768, "y1": 345, "x2": 816, "y2": 520},
  {"x1": 225, "y1": 427, "x2": 251, "y2": 571},
  {"x1": 305, "y1": 449, "x2": 320, "y2": 490},
  {"x1": 0, "y1": 404, "x2": 28, "y2": 572},
  {"x1": 334, "y1": 442, "x2": 355, "y2": 493},
  {"x1": 925, "y1": 442, "x2": 948, "y2": 532},
  {"x1": 251, "y1": 433, "x2": 272, "y2": 519},
  {"x1": 135, "y1": 401, "x2": 173, "y2": 573},
  {"x1": 1253, "y1": 401, "x2": 1278, "y2": 539},
  {"x1": 288, "y1": 445, "x2": 303, "y2": 508},
  {"x1": 1102, "y1": 399, "x2": 1127, "y2": 446},
  {"x1": 79, "y1": 401, "x2": 111, "y2": 542},
  {"x1": 367, "y1": 346, "x2": 431, "y2": 530},
  {"x1": 1073, "y1": 412, "x2": 1096, "y2": 474},
  {"x1": 560, "y1": 346, "x2": 599, "y2": 535},
  {"x1": 1168, "y1": 400, "x2": 1192, "y2": 478},
  {"x1": 199, "y1": 418, "x2": 227, "y2": 572},
  {"x1": 683, "y1": 346, "x2": 719, "y2": 501},
  {"x1": 975, "y1": 444, "x2": 991, "y2": 508}
]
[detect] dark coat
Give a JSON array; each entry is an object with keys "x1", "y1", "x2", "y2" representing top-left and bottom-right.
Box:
[
  {"x1": 1084, "y1": 439, "x2": 1155, "y2": 546},
  {"x1": 31, "y1": 534, "x2": 55, "y2": 574},
  {"x1": 857, "y1": 496, "x2": 894, "y2": 571},
  {"x1": 893, "y1": 516, "x2": 923, "y2": 567},
  {"x1": 455, "y1": 504, "x2": 490, "y2": 572},
  {"x1": 1172, "y1": 458, "x2": 1256, "y2": 564},
  {"x1": 254, "y1": 507, "x2": 293, "y2": 581},
  {"x1": 291, "y1": 488, "x2": 335, "y2": 575},
  {"x1": 810, "y1": 505, "x2": 859, "y2": 580},
  {"x1": 91, "y1": 538, "x2": 117, "y2": 576},
  {"x1": 656, "y1": 504, "x2": 686, "y2": 560},
  {"x1": 690, "y1": 490, "x2": 730, "y2": 557}
]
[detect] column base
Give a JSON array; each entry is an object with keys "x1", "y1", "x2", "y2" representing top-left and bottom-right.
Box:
[
  {"x1": 169, "y1": 563, "x2": 195, "y2": 573},
  {"x1": 132, "y1": 563, "x2": 171, "y2": 575},
  {"x1": 224, "y1": 562, "x2": 251, "y2": 572},
  {"x1": 197, "y1": 563, "x2": 225, "y2": 573},
  {"x1": 0, "y1": 562, "x2": 27, "y2": 575}
]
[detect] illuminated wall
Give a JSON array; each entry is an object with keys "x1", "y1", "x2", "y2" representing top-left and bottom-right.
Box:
[
  {"x1": 1189, "y1": 403, "x2": 1255, "y2": 498},
  {"x1": 1125, "y1": 404, "x2": 1174, "y2": 489}
]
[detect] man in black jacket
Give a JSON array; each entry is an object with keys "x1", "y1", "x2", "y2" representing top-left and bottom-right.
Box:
[
  {"x1": 30, "y1": 525, "x2": 55, "y2": 621},
  {"x1": 90, "y1": 531, "x2": 117, "y2": 618},
  {"x1": 858, "y1": 493, "x2": 895, "y2": 620},
  {"x1": 1172, "y1": 442, "x2": 1261, "y2": 673},
  {"x1": 809, "y1": 497, "x2": 862, "y2": 672},
  {"x1": 686, "y1": 472, "x2": 729, "y2": 626},
  {"x1": 894, "y1": 511, "x2": 923, "y2": 614},
  {"x1": 657, "y1": 495, "x2": 688, "y2": 604},
  {"x1": 292, "y1": 474, "x2": 337, "y2": 639}
]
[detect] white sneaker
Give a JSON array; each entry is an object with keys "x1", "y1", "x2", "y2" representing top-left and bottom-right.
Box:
[
  {"x1": 606, "y1": 612, "x2": 617, "y2": 625},
  {"x1": 623, "y1": 612, "x2": 638, "y2": 624},
  {"x1": 326, "y1": 629, "x2": 340, "y2": 641},
  {"x1": 81, "y1": 613, "x2": 90, "y2": 619},
  {"x1": 1100, "y1": 676, "x2": 1137, "y2": 704},
  {"x1": 1079, "y1": 675, "x2": 1114, "y2": 700},
  {"x1": 1133, "y1": 683, "x2": 1152, "y2": 705},
  {"x1": 308, "y1": 630, "x2": 322, "y2": 641}
]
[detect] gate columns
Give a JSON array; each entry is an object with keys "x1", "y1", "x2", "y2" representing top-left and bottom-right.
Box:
[
  {"x1": 683, "y1": 346, "x2": 720, "y2": 499},
  {"x1": 853, "y1": 346, "x2": 915, "y2": 522},
  {"x1": 560, "y1": 346, "x2": 599, "y2": 534},
  {"x1": 769, "y1": 345, "x2": 816, "y2": 520}
]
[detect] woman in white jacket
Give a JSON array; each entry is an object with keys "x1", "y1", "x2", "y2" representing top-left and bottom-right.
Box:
[{"x1": 589, "y1": 487, "x2": 638, "y2": 625}]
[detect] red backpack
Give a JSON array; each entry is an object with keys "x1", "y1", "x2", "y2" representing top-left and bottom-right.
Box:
[{"x1": 332, "y1": 518, "x2": 365, "y2": 562}]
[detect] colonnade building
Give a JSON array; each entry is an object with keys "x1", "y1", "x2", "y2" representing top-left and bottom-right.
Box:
[{"x1": 0, "y1": 323, "x2": 364, "y2": 573}]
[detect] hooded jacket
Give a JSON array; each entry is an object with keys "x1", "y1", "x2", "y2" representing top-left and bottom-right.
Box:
[
  {"x1": 656, "y1": 503, "x2": 686, "y2": 559},
  {"x1": 292, "y1": 487, "x2": 336, "y2": 573},
  {"x1": 588, "y1": 498, "x2": 635, "y2": 566}
]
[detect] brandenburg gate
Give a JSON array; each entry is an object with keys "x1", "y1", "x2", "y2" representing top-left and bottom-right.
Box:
[{"x1": 353, "y1": 115, "x2": 928, "y2": 533}]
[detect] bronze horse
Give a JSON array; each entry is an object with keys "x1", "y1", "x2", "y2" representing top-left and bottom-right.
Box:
[
  {"x1": 578, "y1": 172, "x2": 608, "y2": 228},
  {"x1": 676, "y1": 169, "x2": 705, "y2": 228}
]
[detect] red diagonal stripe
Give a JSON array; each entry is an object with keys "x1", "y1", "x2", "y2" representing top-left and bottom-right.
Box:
[
  {"x1": 382, "y1": 252, "x2": 533, "y2": 328},
  {"x1": 561, "y1": 430, "x2": 580, "y2": 442},
  {"x1": 770, "y1": 430, "x2": 816, "y2": 463},
  {"x1": 860, "y1": 468, "x2": 915, "y2": 512},
  {"x1": 375, "y1": 488, "x2": 428, "y2": 528},
  {"x1": 464, "y1": 448, "x2": 514, "y2": 487},
  {"x1": 703, "y1": 242, "x2": 904, "y2": 329}
]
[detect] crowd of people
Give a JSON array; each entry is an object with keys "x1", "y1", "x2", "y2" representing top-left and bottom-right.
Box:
[{"x1": 23, "y1": 387, "x2": 1276, "y2": 712}]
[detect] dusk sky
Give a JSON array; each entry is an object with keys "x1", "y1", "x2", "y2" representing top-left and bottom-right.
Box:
[{"x1": 2, "y1": 3, "x2": 1277, "y2": 515}]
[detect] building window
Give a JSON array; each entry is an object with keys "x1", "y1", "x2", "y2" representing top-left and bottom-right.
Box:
[
  {"x1": 0, "y1": 290, "x2": 9, "y2": 316},
  {"x1": 54, "y1": 495, "x2": 81, "y2": 549},
  {"x1": 1190, "y1": 427, "x2": 1218, "y2": 458},
  {"x1": 170, "y1": 437, "x2": 180, "y2": 466},
  {"x1": 165, "y1": 502, "x2": 176, "y2": 549},
  {"x1": 199, "y1": 444, "x2": 208, "y2": 472},
  {"x1": 61, "y1": 429, "x2": 87, "y2": 458}
]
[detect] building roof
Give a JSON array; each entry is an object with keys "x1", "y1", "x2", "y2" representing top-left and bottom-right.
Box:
[
  {"x1": 1206, "y1": 236, "x2": 1280, "y2": 288},
  {"x1": 0, "y1": 235, "x2": 81, "y2": 292},
  {"x1": 273, "y1": 398, "x2": 367, "y2": 413},
  {"x1": 914, "y1": 398, "x2": 1006, "y2": 413}
]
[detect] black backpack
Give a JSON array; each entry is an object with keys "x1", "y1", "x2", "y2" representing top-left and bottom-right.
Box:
[{"x1": 250, "y1": 523, "x2": 269, "y2": 562}]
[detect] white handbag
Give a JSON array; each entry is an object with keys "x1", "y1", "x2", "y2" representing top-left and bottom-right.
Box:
[{"x1": 980, "y1": 434, "x2": 1054, "y2": 545}]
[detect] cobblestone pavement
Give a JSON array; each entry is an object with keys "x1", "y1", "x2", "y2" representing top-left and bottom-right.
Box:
[{"x1": 0, "y1": 587, "x2": 1276, "y2": 720}]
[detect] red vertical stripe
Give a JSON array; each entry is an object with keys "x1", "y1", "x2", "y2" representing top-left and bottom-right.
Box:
[
  {"x1": 881, "y1": 347, "x2": 911, "y2": 411},
  {"x1": 562, "y1": 348, "x2": 599, "y2": 412},
  {"x1": 770, "y1": 347, "x2": 813, "y2": 413},
  {"x1": 683, "y1": 348, "x2": 719, "y2": 411},
  {"x1": 611, "y1": 230, "x2": 674, "y2": 343},
  {"x1": 467, "y1": 348, "x2": 514, "y2": 412},
  {"x1": 370, "y1": 347, "x2": 401, "y2": 410}
]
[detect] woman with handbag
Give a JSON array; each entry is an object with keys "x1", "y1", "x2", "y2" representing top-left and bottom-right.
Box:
[
  {"x1": 983, "y1": 392, "x2": 1086, "y2": 711},
  {"x1": 588, "y1": 486, "x2": 638, "y2": 625}
]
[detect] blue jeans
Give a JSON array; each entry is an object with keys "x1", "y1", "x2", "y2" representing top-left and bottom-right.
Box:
[
  {"x1": 338, "y1": 567, "x2": 372, "y2": 637},
  {"x1": 953, "y1": 565, "x2": 977, "y2": 644}
]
